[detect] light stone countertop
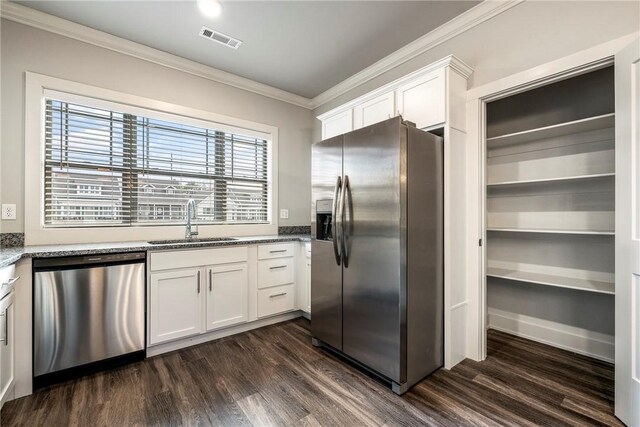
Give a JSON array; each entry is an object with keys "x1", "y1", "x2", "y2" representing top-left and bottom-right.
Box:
[{"x1": 0, "y1": 234, "x2": 311, "y2": 268}]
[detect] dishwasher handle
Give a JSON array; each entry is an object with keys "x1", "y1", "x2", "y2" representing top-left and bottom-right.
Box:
[{"x1": 33, "y1": 252, "x2": 146, "y2": 270}]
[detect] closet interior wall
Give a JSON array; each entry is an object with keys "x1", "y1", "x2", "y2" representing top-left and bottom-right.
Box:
[{"x1": 485, "y1": 66, "x2": 616, "y2": 361}]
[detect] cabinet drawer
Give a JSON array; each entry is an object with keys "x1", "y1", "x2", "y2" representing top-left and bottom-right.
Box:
[
  {"x1": 305, "y1": 243, "x2": 311, "y2": 259},
  {"x1": 258, "y1": 243, "x2": 295, "y2": 260},
  {"x1": 150, "y1": 246, "x2": 248, "y2": 271},
  {"x1": 258, "y1": 258, "x2": 294, "y2": 289},
  {"x1": 257, "y1": 284, "x2": 295, "y2": 318}
]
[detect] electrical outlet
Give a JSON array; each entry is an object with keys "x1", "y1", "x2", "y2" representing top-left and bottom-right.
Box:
[
  {"x1": 279, "y1": 209, "x2": 289, "y2": 219},
  {"x1": 2, "y1": 204, "x2": 17, "y2": 220}
]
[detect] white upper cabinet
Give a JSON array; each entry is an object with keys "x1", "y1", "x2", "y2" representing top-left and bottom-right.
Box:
[
  {"x1": 322, "y1": 109, "x2": 353, "y2": 139},
  {"x1": 353, "y1": 91, "x2": 395, "y2": 129},
  {"x1": 396, "y1": 68, "x2": 445, "y2": 129},
  {"x1": 318, "y1": 56, "x2": 470, "y2": 140}
]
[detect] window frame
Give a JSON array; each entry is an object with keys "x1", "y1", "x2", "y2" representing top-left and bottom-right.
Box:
[{"x1": 25, "y1": 72, "x2": 279, "y2": 245}]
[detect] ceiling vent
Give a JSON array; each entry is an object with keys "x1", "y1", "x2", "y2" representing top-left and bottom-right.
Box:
[{"x1": 199, "y1": 26, "x2": 242, "y2": 50}]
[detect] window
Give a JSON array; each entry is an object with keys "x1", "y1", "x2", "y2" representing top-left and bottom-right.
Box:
[
  {"x1": 44, "y1": 97, "x2": 270, "y2": 227},
  {"x1": 77, "y1": 184, "x2": 101, "y2": 195},
  {"x1": 142, "y1": 184, "x2": 155, "y2": 194}
]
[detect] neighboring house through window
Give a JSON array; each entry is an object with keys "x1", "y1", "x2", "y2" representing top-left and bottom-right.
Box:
[{"x1": 43, "y1": 97, "x2": 271, "y2": 227}]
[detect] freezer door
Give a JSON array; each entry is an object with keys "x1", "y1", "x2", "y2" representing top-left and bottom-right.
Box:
[
  {"x1": 342, "y1": 117, "x2": 404, "y2": 382},
  {"x1": 311, "y1": 135, "x2": 343, "y2": 350}
]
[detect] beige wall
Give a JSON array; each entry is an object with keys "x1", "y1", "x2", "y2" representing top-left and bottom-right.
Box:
[
  {"x1": 313, "y1": 0, "x2": 640, "y2": 139},
  {"x1": 0, "y1": 19, "x2": 314, "y2": 235}
]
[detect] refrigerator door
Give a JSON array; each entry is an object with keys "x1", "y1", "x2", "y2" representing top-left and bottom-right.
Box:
[
  {"x1": 342, "y1": 117, "x2": 405, "y2": 383},
  {"x1": 311, "y1": 135, "x2": 344, "y2": 350}
]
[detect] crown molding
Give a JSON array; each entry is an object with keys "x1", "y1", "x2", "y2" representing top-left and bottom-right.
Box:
[
  {"x1": 1, "y1": 0, "x2": 523, "y2": 111},
  {"x1": 0, "y1": 1, "x2": 314, "y2": 109},
  {"x1": 310, "y1": 0, "x2": 524, "y2": 110}
]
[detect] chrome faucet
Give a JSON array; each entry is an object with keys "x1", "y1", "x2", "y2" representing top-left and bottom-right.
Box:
[{"x1": 185, "y1": 198, "x2": 199, "y2": 240}]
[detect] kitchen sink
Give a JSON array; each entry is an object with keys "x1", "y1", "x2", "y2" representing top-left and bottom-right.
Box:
[{"x1": 147, "y1": 237, "x2": 239, "y2": 245}]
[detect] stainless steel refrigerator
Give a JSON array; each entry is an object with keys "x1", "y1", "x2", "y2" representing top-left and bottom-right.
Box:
[{"x1": 310, "y1": 116, "x2": 443, "y2": 394}]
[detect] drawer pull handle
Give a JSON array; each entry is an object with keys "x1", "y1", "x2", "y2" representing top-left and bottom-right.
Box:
[
  {"x1": 269, "y1": 292, "x2": 287, "y2": 298},
  {"x1": 0, "y1": 309, "x2": 7, "y2": 346},
  {"x1": 270, "y1": 250, "x2": 287, "y2": 253},
  {"x1": 1, "y1": 276, "x2": 20, "y2": 290},
  {"x1": 269, "y1": 265, "x2": 287, "y2": 270}
]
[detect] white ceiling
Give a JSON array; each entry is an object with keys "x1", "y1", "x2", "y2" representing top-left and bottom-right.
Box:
[{"x1": 12, "y1": 1, "x2": 480, "y2": 98}]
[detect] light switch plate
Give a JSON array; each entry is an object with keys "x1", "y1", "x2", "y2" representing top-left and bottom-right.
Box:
[
  {"x1": 2, "y1": 204, "x2": 17, "y2": 220},
  {"x1": 279, "y1": 209, "x2": 289, "y2": 219}
]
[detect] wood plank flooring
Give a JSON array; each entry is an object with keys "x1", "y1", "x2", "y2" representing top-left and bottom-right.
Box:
[{"x1": 1, "y1": 318, "x2": 622, "y2": 426}]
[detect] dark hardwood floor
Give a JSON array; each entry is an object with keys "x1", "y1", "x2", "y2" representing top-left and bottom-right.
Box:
[{"x1": 1, "y1": 318, "x2": 622, "y2": 426}]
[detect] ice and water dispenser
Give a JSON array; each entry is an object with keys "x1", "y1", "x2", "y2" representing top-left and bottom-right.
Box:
[{"x1": 315, "y1": 199, "x2": 334, "y2": 241}]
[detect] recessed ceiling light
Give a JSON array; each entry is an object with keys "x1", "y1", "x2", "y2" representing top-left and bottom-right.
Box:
[{"x1": 197, "y1": 0, "x2": 223, "y2": 18}]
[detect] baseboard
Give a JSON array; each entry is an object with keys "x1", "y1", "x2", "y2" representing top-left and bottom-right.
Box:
[
  {"x1": 446, "y1": 301, "x2": 467, "y2": 369},
  {"x1": 301, "y1": 310, "x2": 310, "y2": 320},
  {"x1": 488, "y1": 308, "x2": 614, "y2": 363},
  {"x1": 0, "y1": 382, "x2": 15, "y2": 411},
  {"x1": 147, "y1": 310, "x2": 303, "y2": 357}
]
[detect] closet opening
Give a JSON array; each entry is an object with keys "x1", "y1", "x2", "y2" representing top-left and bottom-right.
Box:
[{"x1": 483, "y1": 65, "x2": 615, "y2": 362}]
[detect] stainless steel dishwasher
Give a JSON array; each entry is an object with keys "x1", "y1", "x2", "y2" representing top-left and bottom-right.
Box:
[{"x1": 33, "y1": 252, "x2": 146, "y2": 388}]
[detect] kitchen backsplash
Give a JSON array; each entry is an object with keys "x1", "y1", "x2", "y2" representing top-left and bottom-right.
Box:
[
  {"x1": 0, "y1": 233, "x2": 25, "y2": 248},
  {"x1": 278, "y1": 226, "x2": 311, "y2": 235}
]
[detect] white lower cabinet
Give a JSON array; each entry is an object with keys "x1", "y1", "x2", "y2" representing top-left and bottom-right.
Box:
[
  {"x1": 297, "y1": 242, "x2": 311, "y2": 314},
  {"x1": 206, "y1": 263, "x2": 248, "y2": 331},
  {"x1": 0, "y1": 290, "x2": 15, "y2": 407},
  {"x1": 149, "y1": 268, "x2": 203, "y2": 345},
  {"x1": 257, "y1": 243, "x2": 296, "y2": 318},
  {"x1": 258, "y1": 284, "x2": 295, "y2": 318},
  {"x1": 149, "y1": 243, "x2": 303, "y2": 349},
  {"x1": 305, "y1": 251, "x2": 311, "y2": 313},
  {"x1": 257, "y1": 258, "x2": 295, "y2": 289}
]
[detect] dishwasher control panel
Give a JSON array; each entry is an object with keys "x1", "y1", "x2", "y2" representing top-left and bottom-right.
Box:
[{"x1": 33, "y1": 251, "x2": 146, "y2": 269}]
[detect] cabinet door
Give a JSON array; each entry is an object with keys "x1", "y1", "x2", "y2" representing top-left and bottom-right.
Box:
[
  {"x1": 150, "y1": 268, "x2": 203, "y2": 345},
  {"x1": 396, "y1": 68, "x2": 445, "y2": 129},
  {"x1": 322, "y1": 109, "x2": 353, "y2": 139},
  {"x1": 206, "y1": 263, "x2": 248, "y2": 331},
  {"x1": 0, "y1": 292, "x2": 14, "y2": 405},
  {"x1": 353, "y1": 92, "x2": 395, "y2": 129},
  {"x1": 305, "y1": 257, "x2": 311, "y2": 313}
]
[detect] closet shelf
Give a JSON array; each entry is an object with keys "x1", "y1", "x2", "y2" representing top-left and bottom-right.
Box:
[
  {"x1": 487, "y1": 266, "x2": 614, "y2": 295},
  {"x1": 486, "y1": 113, "x2": 615, "y2": 148},
  {"x1": 487, "y1": 172, "x2": 615, "y2": 187},
  {"x1": 487, "y1": 227, "x2": 614, "y2": 235}
]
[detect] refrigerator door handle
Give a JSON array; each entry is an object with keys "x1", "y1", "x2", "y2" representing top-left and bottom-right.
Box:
[
  {"x1": 332, "y1": 176, "x2": 342, "y2": 266},
  {"x1": 340, "y1": 175, "x2": 350, "y2": 268}
]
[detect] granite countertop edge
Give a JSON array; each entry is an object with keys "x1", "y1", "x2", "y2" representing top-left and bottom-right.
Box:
[{"x1": 0, "y1": 235, "x2": 312, "y2": 268}]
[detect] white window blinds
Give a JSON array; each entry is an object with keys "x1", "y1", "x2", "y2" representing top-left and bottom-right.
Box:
[{"x1": 44, "y1": 98, "x2": 270, "y2": 227}]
